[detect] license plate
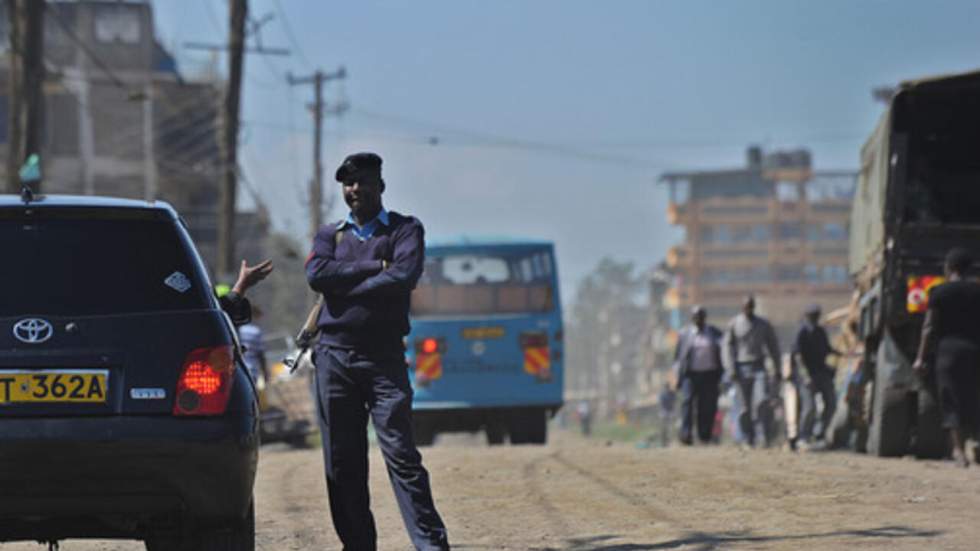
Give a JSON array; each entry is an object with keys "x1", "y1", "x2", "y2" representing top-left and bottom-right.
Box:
[
  {"x1": 462, "y1": 326, "x2": 505, "y2": 340},
  {"x1": 0, "y1": 370, "x2": 109, "y2": 404}
]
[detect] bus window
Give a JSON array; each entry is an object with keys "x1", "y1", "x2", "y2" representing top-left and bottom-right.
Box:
[{"x1": 413, "y1": 250, "x2": 557, "y2": 316}]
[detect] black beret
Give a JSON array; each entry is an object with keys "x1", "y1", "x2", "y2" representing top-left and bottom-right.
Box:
[{"x1": 335, "y1": 152, "x2": 382, "y2": 182}]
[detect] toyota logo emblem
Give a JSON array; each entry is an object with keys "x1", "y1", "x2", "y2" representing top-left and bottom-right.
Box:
[{"x1": 13, "y1": 318, "x2": 54, "y2": 344}]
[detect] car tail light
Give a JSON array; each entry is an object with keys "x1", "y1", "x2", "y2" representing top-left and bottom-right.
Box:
[{"x1": 174, "y1": 346, "x2": 235, "y2": 416}]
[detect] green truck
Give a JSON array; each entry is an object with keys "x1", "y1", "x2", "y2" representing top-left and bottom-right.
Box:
[{"x1": 849, "y1": 69, "x2": 980, "y2": 458}]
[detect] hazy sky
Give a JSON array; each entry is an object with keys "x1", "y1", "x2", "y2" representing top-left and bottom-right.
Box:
[{"x1": 150, "y1": 0, "x2": 980, "y2": 298}]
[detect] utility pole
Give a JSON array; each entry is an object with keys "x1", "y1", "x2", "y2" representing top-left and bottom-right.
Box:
[
  {"x1": 187, "y1": 6, "x2": 289, "y2": 276},
  {"x1": 6, "y1": 0, "x2": 43, "y2": 193},
  {"x1": 21, "y1": 0, "x2": 44, "y2": 189},
  {"x1": 217, "y1": 0, "x2": 247, "y2": 276},
  {"x1": 5, "y1": 0, "x2": 21, "y2": 193},
  {"x1": 287, "y1": 67, "x2": 347, "y2": 239}
]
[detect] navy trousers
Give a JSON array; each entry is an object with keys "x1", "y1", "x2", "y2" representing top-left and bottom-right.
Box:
[
  {"x1": 800, "y1": 370, "x2": 837, "y2": 442},
  {"x1": 313, "y1": 344, "x2": 449, "y2": 551}
]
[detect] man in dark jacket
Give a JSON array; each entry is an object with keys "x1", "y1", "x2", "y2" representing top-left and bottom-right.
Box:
[
  {"x1": 305, "y1": 152, "x2": 449, "y2": 551},
  {"x1": 793, "y1": 304, "x2": 840, "y2": 444},
  {"x1": 674, "y1": 305, "x2": 724, "y2": 445}
]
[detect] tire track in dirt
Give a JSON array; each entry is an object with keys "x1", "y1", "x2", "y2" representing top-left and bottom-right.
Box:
[
  {"x1": 520, "y1": 455, "x2": 574, "y2": 537},
  {"x1": 546, "y1": 449, "x2": 681, "y2": 527},
  {"x1": 256, "y1": 449, "x2": 327, "y2": 550}
]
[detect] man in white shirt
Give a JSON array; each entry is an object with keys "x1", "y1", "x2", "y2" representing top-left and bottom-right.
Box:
[{"x1": 674, "y1": 306, "x2": 724, "y2": 445}]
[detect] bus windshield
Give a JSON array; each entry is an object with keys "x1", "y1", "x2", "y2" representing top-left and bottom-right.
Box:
[{"x1": 411, "y1": 248, "x2": 556, "y2": 316}]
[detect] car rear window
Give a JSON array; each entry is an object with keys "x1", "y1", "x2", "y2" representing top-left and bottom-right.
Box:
[{"x1": 0, "y1": 208, "x2": 210, "y2": 316}]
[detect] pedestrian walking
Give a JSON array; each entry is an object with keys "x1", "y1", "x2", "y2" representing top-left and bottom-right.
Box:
[
  {"x1": 238, "y1": 306, "x2": 270, "y2": 386},
  {"x1": 674, "y1": 306, "x2": 724, "y2": 445},
  {"x1": 305, "y1": 152, "x2": 450, "y2": 550},
  {"x1": 658, "y1": 382, "x2": 677, "y2": 446},
  {"x1": 724, "y1": 295, "x2": 782, "y2": 447},
  {"x1": 577, "y1": 400, "x2": 593, "y2": 437},
  {"x1": 793, "y1": 304, "x2": 841, "y2": 447},
  {"x1": 914, "y1": 248, "x2": 980, "y2": 468}
]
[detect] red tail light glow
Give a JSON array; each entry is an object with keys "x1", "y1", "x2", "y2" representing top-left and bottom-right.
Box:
[
  {"x1": 421, "y1": 338, "x2": 439, "y2": 354},
  {"x1": 174, "y1": 346, "x2": 235, "y2": 416}
]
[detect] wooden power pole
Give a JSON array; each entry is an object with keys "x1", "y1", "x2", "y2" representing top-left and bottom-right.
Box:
[
  {"x1": 218, "y1": 0, "x2": 247, "y2": 276},
  {"x1": 5, "y1": 0, "x2": 21, "y2": 193},
  {"x1": 6, "y1": 0, "x2": 43, "y2": 193},
  {"x1": 21, "y1": 0, "x2": 43, "y2": 181},
  {"x1": 287, "y1": 67, "x2": 347, "y2": 239}
]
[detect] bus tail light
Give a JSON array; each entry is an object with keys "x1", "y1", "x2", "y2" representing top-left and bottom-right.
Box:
[
  {"x1": 174, "y1": 346, "x2": 236, "y2": 416},
  {"x1": 414, "y1": 337, "x2": 445, "y2": 384},
  {"x1": 520, "y1": 331, "x2": 552, "y2": 382}
]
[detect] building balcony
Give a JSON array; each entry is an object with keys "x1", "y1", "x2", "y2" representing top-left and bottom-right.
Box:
[{"x1": 666, "y1": 245, "x2": 691, "y2": 268}]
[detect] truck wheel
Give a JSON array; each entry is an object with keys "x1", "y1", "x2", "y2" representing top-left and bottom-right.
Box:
[
  {"x1": 914, "y1": 386, "x2": 947, "y2": 459},
  {"x1": 867, "y1": 380, "x2": 910, "y2": 457}
]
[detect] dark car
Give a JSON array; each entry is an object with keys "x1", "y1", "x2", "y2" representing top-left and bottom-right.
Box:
[{"x1": 0, "y1": 195, "x2": 259, "y2": 550}]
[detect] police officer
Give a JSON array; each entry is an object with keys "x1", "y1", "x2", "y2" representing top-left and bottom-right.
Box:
[{"x1": 305, "y1": 152, "x2": 450, "y2": 550}]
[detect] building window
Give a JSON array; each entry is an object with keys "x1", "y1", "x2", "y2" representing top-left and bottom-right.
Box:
[
  {"x1": 805, "y1": 264, "x2": 849, "y2": 284},
  {"x1": 777, "y1": 223, "x2": 803, "y2": 239},
  {"x1": 776, "y1": 182, "x2": 801, "y2": 202},
  {"x1": 774, "y1": 265, "x2": 803, "y2": 281},
  {"x1": 806, "y1": 222, "x2": 848, "y2": 242},
  {"x1": 94, "y1": 4, "x2": 142, "y2": 44}
]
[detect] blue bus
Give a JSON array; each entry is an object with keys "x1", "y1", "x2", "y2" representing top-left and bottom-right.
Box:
[{"x1": 406, "y1": 237, "x2": 564, "y2": 445}]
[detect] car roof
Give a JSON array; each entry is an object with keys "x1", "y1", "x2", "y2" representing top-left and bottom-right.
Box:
[
  {"x1": 427, "y1": 235, "x2": 553, "y2": 248},
  {"x1": 0, "y1": 194, "x2": 178, "y2": 216}
]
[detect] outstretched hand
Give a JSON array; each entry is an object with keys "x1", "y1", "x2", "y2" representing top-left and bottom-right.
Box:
[{"x1": 232, "y1": 259, "x2": 274, "y2": 296}]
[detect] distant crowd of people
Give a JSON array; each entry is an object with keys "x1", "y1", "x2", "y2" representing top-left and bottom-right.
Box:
[{"x1": 661, "y1": 247, "x2": 980, "y2": 465}]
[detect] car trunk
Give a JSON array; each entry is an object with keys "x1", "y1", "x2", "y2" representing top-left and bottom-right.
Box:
[{"x1": 0, "y1": 207, "x2": 225, "y2": 416}]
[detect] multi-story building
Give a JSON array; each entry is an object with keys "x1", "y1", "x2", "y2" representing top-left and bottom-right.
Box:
[
  {"x1": 659, "y1": 147, "x2": 856, "y2": 344},
  {"x1": 0, "y1": 0, "x2": 266, "y2": 272}
]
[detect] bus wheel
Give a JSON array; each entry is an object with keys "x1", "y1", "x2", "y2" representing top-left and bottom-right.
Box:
[
  {"x1": 413, "y1": 419, "x2": 436, "y2": 447},
  {"x1": 485, "y1": 421, "x2": 506, "y2": 445},
  {"x1": 510, "y1": 410, "x2": 546, "y2": 445},
  {"x1": 527, "y1": 410, "x2": 547, "y2": 445}
]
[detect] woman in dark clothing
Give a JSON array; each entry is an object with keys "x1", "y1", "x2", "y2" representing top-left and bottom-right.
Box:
[{"x1": 914, "y1": 248, "x2": 980, "y2": 467}]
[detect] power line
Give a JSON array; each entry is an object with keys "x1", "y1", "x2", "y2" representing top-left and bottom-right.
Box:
[
  {"x1": 49, "y1": 7, "x2": 129, "y2": 91},
  {"x1": 272, "y1": 0, "x2": 313, "y2": 70}
]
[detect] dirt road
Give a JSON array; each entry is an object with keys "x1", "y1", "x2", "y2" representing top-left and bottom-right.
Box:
[{"x1": 5, "y1": 430, "x2": 980, "y2": 550}]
